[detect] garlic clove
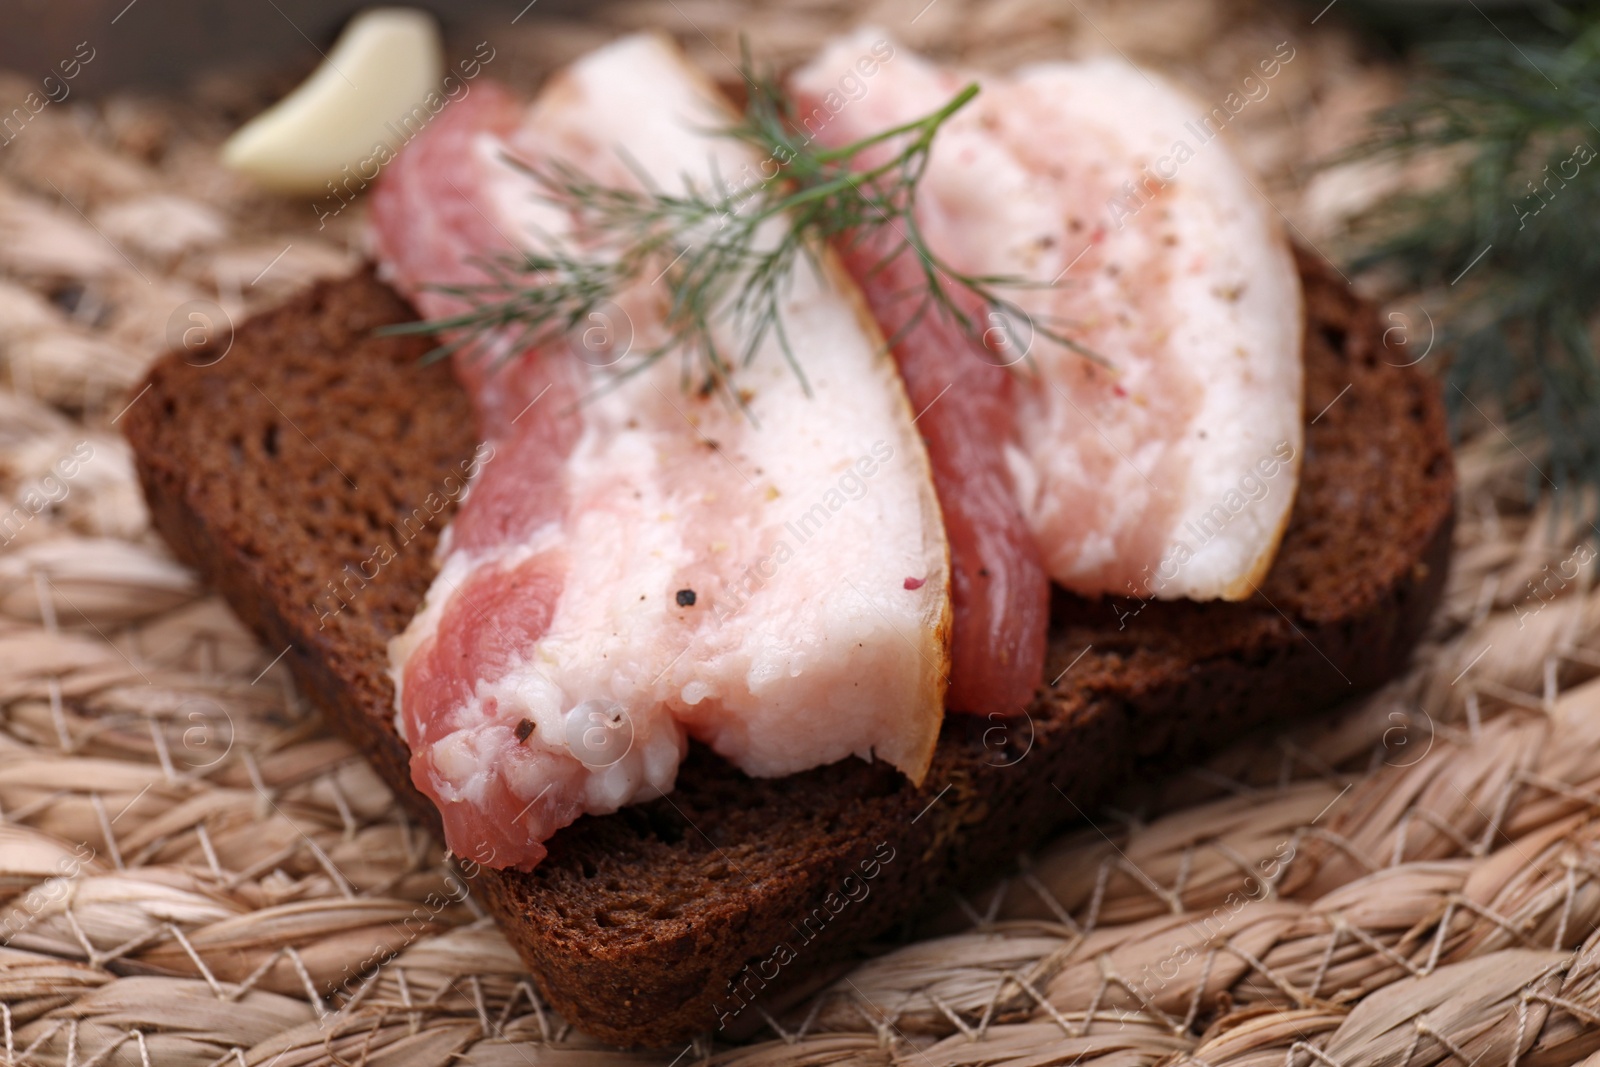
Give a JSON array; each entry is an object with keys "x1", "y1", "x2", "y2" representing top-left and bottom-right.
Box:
[{"x1": 221, "y1": 7, "x2": 443, "y2": 195}]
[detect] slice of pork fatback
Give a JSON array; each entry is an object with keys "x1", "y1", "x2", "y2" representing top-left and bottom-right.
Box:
[
  {"x1": 793, "y1": 35, "x2": 1304, "y2": 603},
  {"x1": 372, "y1": 35, "x2": 951, "y2": 872}
]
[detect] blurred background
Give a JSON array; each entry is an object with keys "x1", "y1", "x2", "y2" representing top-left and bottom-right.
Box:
[
  {"x1": 0, "y1": 0, "x2": 560, "y2": 95},
  {"x1": 0, "y1": 0, "x2": 1571, "y2": 96}
]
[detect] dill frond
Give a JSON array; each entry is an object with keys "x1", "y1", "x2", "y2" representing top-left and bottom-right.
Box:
[
  {"x1": 1345, "y1": 8, "x2": 1600, "y2": 495},
  {"x1": 382, "y1": 50, "x2": 1097, "y2": 407}
]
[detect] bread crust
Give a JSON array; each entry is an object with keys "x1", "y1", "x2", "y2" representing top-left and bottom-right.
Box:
[{"x1": 123, "y1": 246, "x2": 1455, "y2": 1048}]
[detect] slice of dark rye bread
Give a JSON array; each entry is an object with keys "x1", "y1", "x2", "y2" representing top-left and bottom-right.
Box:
[{"x1": 122, "y1": 245, "x2": 1455, "y2": 1048}]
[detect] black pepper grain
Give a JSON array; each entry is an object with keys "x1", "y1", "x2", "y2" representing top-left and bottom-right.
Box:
[
  {"x1": 515, "y1": 719, "x2": 536, "y2": 743},
  {"x1": 676, "y1": 589, "x2": 697, "y2": 607}
]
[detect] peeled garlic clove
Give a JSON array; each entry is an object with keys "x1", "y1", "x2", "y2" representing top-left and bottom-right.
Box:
[{"x1": 221, "y1": 7, "x2": 443, "y2": 194}]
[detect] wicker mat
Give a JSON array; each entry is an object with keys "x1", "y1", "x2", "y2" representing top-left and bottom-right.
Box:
[{"x1": 4, "y1": 0, "x2": 1600, "y2": 1064}]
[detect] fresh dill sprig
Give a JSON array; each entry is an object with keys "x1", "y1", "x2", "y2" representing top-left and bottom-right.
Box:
[
  {"x1": 383, "y1": 52, "x2": 1096, "y2": 405},
  {"x1": 1344, "y1": 7, "x2": 1600, "y2": 496}
]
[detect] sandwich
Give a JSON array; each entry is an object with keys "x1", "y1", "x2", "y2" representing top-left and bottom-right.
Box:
[{"x1": 121, "y1": 30, "x2": 1455, "y2": 1046}]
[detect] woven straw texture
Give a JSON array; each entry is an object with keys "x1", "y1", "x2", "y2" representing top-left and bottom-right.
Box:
[{"x1": 4, "y1": 0, "x2": 1598, "y2": 1064}]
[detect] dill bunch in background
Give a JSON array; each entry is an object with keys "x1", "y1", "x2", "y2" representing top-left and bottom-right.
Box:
[{"x1": 1343, "y1": 1, "x2": 1600, "y2": 494}]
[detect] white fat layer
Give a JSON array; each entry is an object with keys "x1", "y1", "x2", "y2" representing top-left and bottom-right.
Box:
[
  {"x1": 391, "y1": 36, "x2": 949, "y2": 833},
  {"x1": 795, "y1": 34, "x2": 1303, "y2": 601}
]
